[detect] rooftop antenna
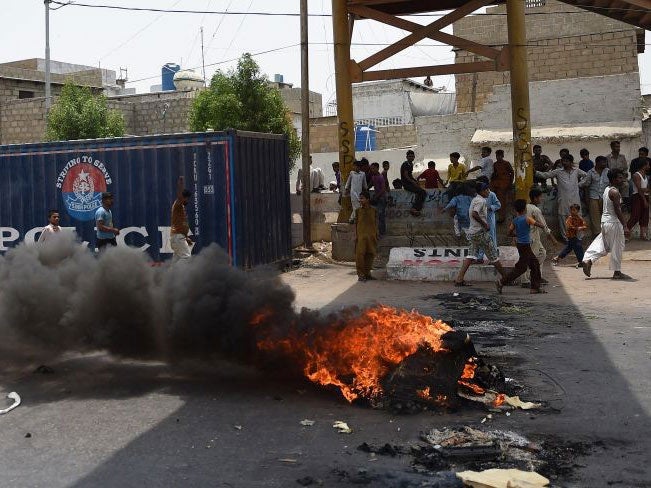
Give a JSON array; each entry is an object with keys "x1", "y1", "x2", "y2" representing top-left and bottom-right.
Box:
[{"x1": 200, "y1": 27, "x2": 206, "y2": 86}]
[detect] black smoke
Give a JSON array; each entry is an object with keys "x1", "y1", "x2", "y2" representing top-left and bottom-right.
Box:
[{"x1": 0, "y1": 234, "x2": 298, "y2": 366}]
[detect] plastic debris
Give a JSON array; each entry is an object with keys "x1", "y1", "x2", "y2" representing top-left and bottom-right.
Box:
[
  {"x1": 0, "y1": 392, "x2": 21, "y2": 415},
  {"x1": 300, "y1": 419, "x2": 315, "y2": 426},
  {"x1": 333, "y1": 421, "x2": 352, "y2": 434},
  {"x1": 456, "y1": 468, "x2": 549, "y2": 488}
]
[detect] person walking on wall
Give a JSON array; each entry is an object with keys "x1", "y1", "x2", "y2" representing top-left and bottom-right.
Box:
[
  {"x1": 170, "y1": 176, "x2": 193, "y2": 260},
  {"x1": 95, "y1": 192, "x2": 119, "y2": 251}
]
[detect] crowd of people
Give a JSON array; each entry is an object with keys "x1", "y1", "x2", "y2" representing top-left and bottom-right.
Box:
[{"x1": 327, "y1": 141, "x2": 649, "y2": 286}]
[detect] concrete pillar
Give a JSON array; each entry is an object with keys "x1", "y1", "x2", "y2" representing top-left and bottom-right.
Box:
[
  {"x1": 332, "y1": 0, "x2": 355, "y2": 222},
  {"x1": 507, "y1": 0, "x2": 533, "y2": 201}
]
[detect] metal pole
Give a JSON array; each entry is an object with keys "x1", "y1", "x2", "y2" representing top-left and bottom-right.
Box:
[
  {"x1": 200, "y1": 26, "x2": 207, "y2": 87},
  {"x1": 332, "y1": 0, "x2": 355, "y2": 223},
  {"x1": 45, "y1": 0, "x2": 51, "y2": 111},
  {"x1": 300, "y1": 0, "x2": 312, "y2": 247},
  {"x1": 506, "y1": 0, "x2": 533, "y2": 201}
]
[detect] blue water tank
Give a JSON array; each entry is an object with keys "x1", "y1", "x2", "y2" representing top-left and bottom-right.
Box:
[
  {"x1": 162, "y1": 63, "x2": 180, "y2": 91},
  {"x1": 354, "y1": 124, "x2": 377, "y2": 151}
]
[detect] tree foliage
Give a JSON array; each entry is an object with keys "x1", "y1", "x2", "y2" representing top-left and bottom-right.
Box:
[
  {"x1": 46, "y1": 81, "x2": 125, "y2": 141},
  {"x1": 189, "y1": 53, "x2": 301, "y2": 165}
]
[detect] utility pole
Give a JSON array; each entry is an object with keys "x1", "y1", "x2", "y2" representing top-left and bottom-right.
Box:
[
  {"x1": 507, "y1": 0, "x2": 533, "y2": 201},
  {"x1": 332, "y1": 0, "x2": 355, "y2": 223},
  {"x1": 44, "y1": 0, "x2": 52, "y2": 111},
  {"x1": 200, "y1": 26, "x2": 207, "y2": 86},
  {"x1": 300, "y1": 0, "x2": 312, "y2": 247}
]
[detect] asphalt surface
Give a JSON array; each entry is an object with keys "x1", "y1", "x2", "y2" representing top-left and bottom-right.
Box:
[{"x1": 1, "y1": 245, "x2": 650, "y2": 487}]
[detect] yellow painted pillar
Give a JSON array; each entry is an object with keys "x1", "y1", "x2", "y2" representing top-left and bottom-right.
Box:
[
  {"x1": 506, "y1": 0, "x2": 533, "y2": 201},
  {"x1": 332, "y1": 0, "x2": 355, "y2": 222}
]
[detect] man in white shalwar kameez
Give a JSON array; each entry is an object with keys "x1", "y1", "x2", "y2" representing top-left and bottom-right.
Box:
[{"x1": 581, "y1": 169, "x2": 632, "y2": 280}]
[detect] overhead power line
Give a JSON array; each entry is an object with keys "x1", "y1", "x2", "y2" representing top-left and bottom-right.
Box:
[
  {"x1": 125, "y1": 43, "x2": 300, "y2": 84},
  {"x1": 48, "y1": 1, "x2": 651, "y2": 16}
]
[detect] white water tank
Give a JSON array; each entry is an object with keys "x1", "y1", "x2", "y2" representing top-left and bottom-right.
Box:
[{"x1": 173, "y1": 70, "x2": 204, "y2": 91}]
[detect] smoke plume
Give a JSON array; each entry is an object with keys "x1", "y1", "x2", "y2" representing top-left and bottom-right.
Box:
[{"x1": 0, "y1": 234, "x2": 298, "y2": 366}]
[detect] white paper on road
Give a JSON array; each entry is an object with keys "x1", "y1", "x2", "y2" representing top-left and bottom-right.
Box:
[{"x1": 0, "y1": 392, "x2": 21, "y2": 414}]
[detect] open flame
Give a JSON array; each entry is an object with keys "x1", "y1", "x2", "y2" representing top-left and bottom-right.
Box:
[
  {"x1": 458, "y1": 359, "x2": 486, "y2": 395},
  {"x1": 255, "y1": 305, "x2": 485, "y2": 404}
]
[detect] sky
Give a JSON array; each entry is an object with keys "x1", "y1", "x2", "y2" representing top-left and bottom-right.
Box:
[{"x1": 1, "y1": 0, "x2": 650, "y2": 106}]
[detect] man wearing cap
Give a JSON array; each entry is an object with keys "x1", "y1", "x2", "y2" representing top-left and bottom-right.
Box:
[
  {"x1": 170, "y1": 176, "x2": 193, "y2": 260},
  {"x1": 95, "y1": 192, "x2": 119, "y2": 250}
]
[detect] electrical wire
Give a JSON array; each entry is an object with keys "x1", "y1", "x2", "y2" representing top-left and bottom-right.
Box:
[
  {"x1": 48, "y1": 1, "x2": 329, "y2": 16},
  {"x1": 125, "y1": 43, "x2": 300, "y2": 84},
  {"x1": 48, "y1": 1, "x2": 651, "y2": 17},
  {"x1": 98, "y1": 0, "x2": 182, "y2": 62},
  {"x1": 205, "y1": 0, "x2": 235, "y2": 53},
  {"x1": 221, "y1": 0, "x2": 253, "y2": 58}
]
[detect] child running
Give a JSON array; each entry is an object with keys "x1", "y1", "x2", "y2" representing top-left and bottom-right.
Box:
[
  {"x1": 355, "y1": 190, "x2": 378, "y2": 282},
  {"x1": 552, "y1": 203, "x2": 588, "y2": 266},
  {"x1": 497, "y1": 199, "x2": 548, "y2": 294}
]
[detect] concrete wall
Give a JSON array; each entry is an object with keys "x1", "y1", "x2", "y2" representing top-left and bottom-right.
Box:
[
  {"x1": 453, "y1": 0, "x2": 641, "y2": 113},
  {"x1": 480, "y1": 73, "x2": 641, "y2": 130},
  {"x1": 353, "y1": 82, "x2": 413, "y2": 125},
  {"x1": 417, "y1": 73, "x2": 644, "y2": 167},
  {"x1": 277, "y1": 86, "x2": 323, "y2": 119},
  {"x1": 416, "y1": 112, "x2": 479, "y2": 167}
]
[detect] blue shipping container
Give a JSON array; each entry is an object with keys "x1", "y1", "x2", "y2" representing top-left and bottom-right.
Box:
[{"x1": 0, "y1": 130, "x2": 291, "y2": 267}]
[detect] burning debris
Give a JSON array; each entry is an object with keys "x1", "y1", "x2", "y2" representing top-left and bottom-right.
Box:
[
  {"x1": 254, "y1": 305, "x2": 520, "y2": 413},
  {"x1": 355, "y1": 427, "x2": 596, "y2": 486},
  {"x1": 0, "y1": 238, "x2": 533, "y2": 414}
]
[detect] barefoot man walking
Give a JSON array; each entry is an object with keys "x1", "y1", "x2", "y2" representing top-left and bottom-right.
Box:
[{"x1": 581, "y1": 169, "x2": 632, "y2": 280}]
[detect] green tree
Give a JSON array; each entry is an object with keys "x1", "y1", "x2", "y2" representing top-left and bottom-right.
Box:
[
  {"x1": 46, "y1": 81, "x2": 125, "y2": 141},
  {"x1": 189, "y1": 53, "x2": 301, "y2": 166}
]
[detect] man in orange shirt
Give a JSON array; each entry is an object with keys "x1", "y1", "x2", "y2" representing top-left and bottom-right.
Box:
[{"x1": 170, "y1": 175, "x2": 193, "y2": 260}]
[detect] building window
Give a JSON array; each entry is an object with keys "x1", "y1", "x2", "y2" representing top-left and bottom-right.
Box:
[
  {"x1": 18, "y1": 90, "x2": 35, "y2": 99},
  {"x1": 525, "y1": 0, "x2": 545, "y2": 7}
]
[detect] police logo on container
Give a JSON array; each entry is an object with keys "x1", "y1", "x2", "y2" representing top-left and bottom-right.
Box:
[{"x1": 56, "y1": 156, "x2": 112, "y2": 221}]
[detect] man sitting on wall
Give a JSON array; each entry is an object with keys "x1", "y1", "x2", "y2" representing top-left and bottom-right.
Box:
[{"x1": 400, "y1": 149, "x2": 426, "y2": 217}]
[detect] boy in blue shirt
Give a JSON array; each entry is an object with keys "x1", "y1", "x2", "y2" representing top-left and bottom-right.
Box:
[
  {"x1": 443, "y1": 183, "x2": 474, "y2": 238},
  {"x1": 95, "y1": 192, "x2": 120, "y2": 251},
  {"x1": 496, "y1": 199, "x2": 547, "y2": 294}
]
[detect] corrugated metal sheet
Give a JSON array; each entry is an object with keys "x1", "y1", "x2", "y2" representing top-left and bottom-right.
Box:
[{"x1": 0, "y1": 130, "x2": 291, "y2": 267}]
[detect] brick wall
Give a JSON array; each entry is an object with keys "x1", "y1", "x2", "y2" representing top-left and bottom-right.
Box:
[
  {"x1": 308, "y1": 116, "x2": 417, "y2": 154},
  {"x1": 0, "y1": 91, "x2": 197, "y2": 144},
  {"x1": 309, "y1": 116, "x2": 339, "y2": 153},
  {"x1": 453, "y1": 0, "x2": 641, "y2": 113},
  {"x1": 0, "y1": 97, "x2": 47, "y2": 144},
  {"x1": 376, "y1": 124, "x2": 417, "y2": 149},
  {"x1": 0, "y1": 67, "x2": 103, "y2": 105}
]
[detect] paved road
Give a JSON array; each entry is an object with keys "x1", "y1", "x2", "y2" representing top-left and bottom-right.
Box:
[{"x1": 1, "y1": 243, "x2": 650, "y2": 487}]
